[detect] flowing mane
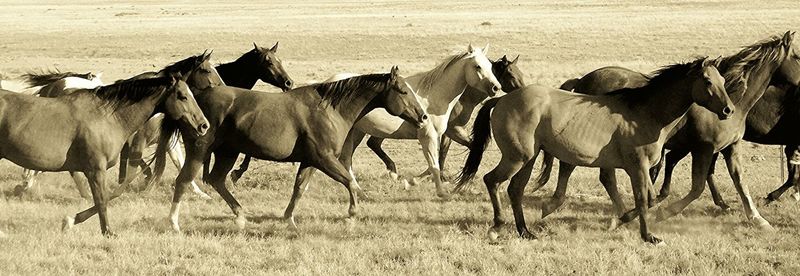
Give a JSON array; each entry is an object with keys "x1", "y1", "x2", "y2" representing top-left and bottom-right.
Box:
[
  {"x1": 91, "y1": 76, "x2": 173, "y2": 108},
  {"x1": 22, "y1": 70, "x2": 95, "y2": 88},
  {"x1": 313, "y1": 73, "x2": 391, "y2": 108},
  {"x1": 160, "y1": 53, "x2": 208, "y2": 75},
  {"x1": 417, "y1": 51, "x2": 471, "y2": 91},
  {"x1": 606, "y1": 57, "x2": 707, "y2": 101},
  {"x1": 717, "y1": 35, "x2": 790, "y2": 98}
]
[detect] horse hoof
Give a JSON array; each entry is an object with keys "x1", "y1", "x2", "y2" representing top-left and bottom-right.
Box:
[
  {"x1": 235, "y1": 216, "x2": 247, "y2": 231},
  {"x1": 103, "y1": 231, "x2": 118, "y2": 238},
  {"x1": 287, "y1": 217, "x2": 298, "y2": 231},
  {"x1": 645, "y1": 235, "x2": 664, "y2": 245},
  {"x1": 519, "y1": 229, "x2": 537, "y2": 240},
  {"x1": 754, "y1": 217, "x2": 775, "y2": 232},
  {"x1": 791, "y1": 192, "x2": 800, "y2": 202},
  {"x1": 170, "y1": 221, "x2": 182, "y2": 234},
  {"x1": 402, "y1": 179, "x2": 411, "y2": 191},
  {"x1": 388, "y1": 172, "x2": 400, "y2": 181},
  {"x1": 195, "y1": 191, "x2": 213, "y2": 201},
  {"x1": 409, "y1": 177, "x2": 419, "y2": 186},
  {"x1": 437, "y1": 191, "x2": 451, "y2": 200},
  {"x1": 540, "y1": 204, "x2": 558, "y2": 219},
  {"x1": 12, "y1": 185, "x2": 26, "y2": 197},
  {"x1": 487, "y1": 228, "x2": 500, "y2": 241},
  {"x1": 608, "y1": 218, "x2": 621, "y2": 231},
  {"x1": 61, "y1": 216, "x2": 75, "y2": 232}
]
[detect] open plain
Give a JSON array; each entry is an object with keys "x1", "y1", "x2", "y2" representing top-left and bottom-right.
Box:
[{"x1": 1, "y1": 1, "x2": 800, "y2": 274}]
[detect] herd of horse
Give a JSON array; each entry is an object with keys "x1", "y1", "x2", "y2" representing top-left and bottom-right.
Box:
[{"x1": 1, "y1": 32, "x2": 799, "y2": 245}]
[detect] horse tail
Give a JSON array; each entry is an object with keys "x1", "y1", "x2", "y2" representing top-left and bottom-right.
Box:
[
  {"x1": 558, "y1": 77, "x2": 580, "y2": 91},
  {"x1": 535, "y1": 151, "x2": 555, "y2": 187},
  {"x1": 454, "y1": 96, "x2": 501, "y2": 191},
  {"x1": 144, "y1": 119, "x2": 179, "y2": 189}
]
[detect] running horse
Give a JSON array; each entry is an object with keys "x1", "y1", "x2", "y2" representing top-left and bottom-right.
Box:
[
  {"x1": 0, "y1": 72, "x2": 209, "y2": 236},
  {"x1": 166, "y1": 66, "x2": 428, "y2": 232},
  {"x1": 363, "y1": 55, "x2": 526, "y2": 185},
  {"x1": 334, "y1": 44, "x2": 503, "y2": 198},
  {"x1": 543, "y1": 32, "x2": 800, "y2": 230},
  {"x1": 457, "y1": 57, "x2": 733, "y2": 244},
  {"x1": 118, "y1": 43, "x2": 294, "y2": 195}
]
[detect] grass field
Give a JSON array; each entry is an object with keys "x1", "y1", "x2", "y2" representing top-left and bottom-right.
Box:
[{"x1": 2, "y1": 0, "x2": 800, "y2": 274}]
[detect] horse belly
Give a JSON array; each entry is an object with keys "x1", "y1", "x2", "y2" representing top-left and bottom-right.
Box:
[
  {"x1": 355, "y1": 109, "x2": 417, "y2": 139},
  {"x1": 539, "y1": 112, "x2": 624, "y2": 167},
  {"x1": 0, "y1": 115, "x2": 73, "y2": 170}
]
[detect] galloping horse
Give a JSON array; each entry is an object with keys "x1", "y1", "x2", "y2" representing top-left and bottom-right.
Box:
[
  {"x1": 167, "y1": 67, "x2": 428, "y2": 232},
  {"x1": 457, "y1": 57, "x2": 733, "y2": 244},
  {"x1": 363, "y1": 55, "x2": 525, "y2": 185},
  {"x1": 335, "y1": 45, "x2": 502, "y2": 198},
  {"x1": 120, "y1": 43, "x2": 294, "y2": 190},
  {"x1": 543, "y1": 32, "x2": 800, "y2": 229},
  {"x1": 0, "y1": 73, "x2": 209, "y2": 236},
  {"x1": 11, "y1": 71, "x2": 104, "y2": 197}
]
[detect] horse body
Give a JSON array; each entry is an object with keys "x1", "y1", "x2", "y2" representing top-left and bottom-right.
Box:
[
  {"x1": 337, "y1": 45, "x2": 502, "y2": 197},
  {"x1": 167, "y1": 69, "x2": 428, "y2": 232},
  {"x1": 457, "y1": 58, "x2": 732, "y2": 244}
]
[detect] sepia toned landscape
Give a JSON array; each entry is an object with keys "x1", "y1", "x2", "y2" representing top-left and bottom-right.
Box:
[{"x1": 2, "y1": 0, "x2": 800, "y2": 274}]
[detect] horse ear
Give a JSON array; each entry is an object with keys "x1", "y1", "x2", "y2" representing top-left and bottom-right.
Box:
[
  {"x1": 501, "y1": 55, "x2": 508, "y2": 61},
  {"x1": 782, "y1": 31, "x2": 794, "y2": 48},
  {"x1": 253, "y1": 42, "x2": 259, "y2": 50},
  {"x1": 467, "y1": 43, "x2": 475, "y2": 53},
  {"x1": 483, "y1": 43, "x2": 490, "y2": 55},
  {"x1": 390, "y1": 66, "x2": 399, "y2": 76},
  {"x1": 271, "y1": 41, "x2": 279, "y2": 52},
  {"x1": 512, "y1": 55, "x2": 520, "y2": 64}
]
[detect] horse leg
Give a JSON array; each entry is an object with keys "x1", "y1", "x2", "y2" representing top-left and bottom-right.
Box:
[
  {"x1": 168, "y1": 148, "x2": 206, "y2": 233},
  {"x1": 599, "y1": 168, "x2": 627, "y2": 229},
  {"x1": 705, "y1": 153, "x2": 730, "y2": 210},
  {"x1": 416, "y1": 126, "x2": 448, "y2": 198},
  {"x1": 283, "y1": 163, "x2": 317, "y2": 230},
  {"x1": 167, "y1": 140, "x2": 211, "y2": 200},
  {"x1": 230, "y1": 155, "x2": 252, "y2": 184},
  {"x1": 766, "y1": 145, "x2": 800, "y2": 202},
  {"x1": 721, "y1": 142, "x2": 773, "y2": 230},
  {"x1": 338, "y1": 129, "x2": 366, "y2": 193},
  {"x1": 655, "y1": 149, "x2": 690, "y2": 204},
  {"x1": 13, "y1": 169, "x2": 38, "y2": 196},
  {"x1": 626, "y1": 165, "x2": 663, "y2": 245},
  {"x1": 366, "y1": 136, "x2": 399, "y2": 181},
  {"x1": 117, "y1": 142, "x2": 131, "y2": 185},
  {"x1": 69, "y1": 172, "x2": 92, "y2": 201},
  {"x1": 651, "y1": 149, "x2": 713, "y2": 222},
  {"x1": 505, "y1": 155, "x2": 537, "y2": 239},
  {"x1": 541, "y1": 161, "x2": 576, "y2": 218},
  {"x1": 204, "y1": 152, "x2": 246, "y2": 230},
  {"x1": 438, "y1": 135, "x2": 453, "y2": 183},
  {"x1": 483, "y1": 155, "x2": 528, "y2": 239},
  {"x1": 64, "y1": 169, "x2": 114, "y2": 236},
  {"x1": 313, "y1": 152, "x2": 361, "y2": 219}
]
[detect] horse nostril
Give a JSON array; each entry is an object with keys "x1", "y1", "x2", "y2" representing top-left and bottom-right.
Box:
[
  {"x1": 285, "y1": 80, "x2": 293, "y2": 88},
  {"x1": 200, "y1": 123, "x2": 209, "y2": 130},
  {"x1": 421, "y1": 114, "x2": 428, "y2": 121},
  {"x1": 723, "y1": 106, "x2": 734, "y2": 116},
  {"x1": 492, "y1": 86, "x2": 500, "y2": 92}
]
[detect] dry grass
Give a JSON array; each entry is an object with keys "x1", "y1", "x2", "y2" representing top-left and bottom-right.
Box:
[{"x1": 2, "y1": 0, "x2": 800, "y2": 275}]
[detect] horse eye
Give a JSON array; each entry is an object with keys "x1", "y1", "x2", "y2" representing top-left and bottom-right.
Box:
[
  {"x1": 177, "y1": 94, "x2": 188, "y2": 100},
  {"x1": 475, "y1": 65, "x2": 481, "y2": 70}
]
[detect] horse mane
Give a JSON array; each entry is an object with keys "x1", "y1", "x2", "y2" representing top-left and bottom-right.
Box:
[
  {"x1": 22, "y1": 70, "x2": 94, "y2": 88},
  {"x1": 605, "y1": 58, "x2": 706, "y2": 100},
  {"x1": 91, "y1": 76, "x2": 173, "y2": 107},
  {"x1": 717, "y1": 35, "x2": 789, "y2": 97},
  {"x1": 159, "y1": 53, "x2": 207, "y2": 75},
  {"x1": 312, "y1": 73, "x2": 391, "y2": 108},
  {"x1": 417, "y1": 51, "x2": 471, "y2": 91}
]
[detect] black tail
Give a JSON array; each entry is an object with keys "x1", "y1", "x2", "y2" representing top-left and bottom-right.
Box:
[
  {"x1": 535, "y1": 151, "x2": 554, "y2": 187},
  {"x1": 454, "y1": 97, "x2": 501, "y2": 191},
  {"x1": 558, "y1": 77, "x2": 580, "y2": 91},
  {"x1": 21, "y1": 70, "x2": 92, "y2": 88}
]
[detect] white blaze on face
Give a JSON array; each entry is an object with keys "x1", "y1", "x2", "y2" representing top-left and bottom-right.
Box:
[{"x1": 473, "y1": 49, "x2": 502, "y2": 90}]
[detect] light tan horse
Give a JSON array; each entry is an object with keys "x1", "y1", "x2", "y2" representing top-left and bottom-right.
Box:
[{"x1": 457, "y1": 57, "x2": 734, "y2": 244}]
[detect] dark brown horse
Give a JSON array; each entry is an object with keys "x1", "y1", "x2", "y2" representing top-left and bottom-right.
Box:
[
  {"x1": 167, "y1": 67, "x2": 428, "y2": 232},
  {"x1": 1, "y1": 72, "x2": 209, "y2": 236},
  {"x1": 363, "y1": 55, "x2": 526, "y2": 184},
  {"x1": 457, "y1": 57, "x2": 733, "y2": 244},
  {"x1": 543, "y1": 32, "x2": 800, "y2": 230},
  {"x1": 118, "y1": 43, "x2": 294, "y2": 195}
]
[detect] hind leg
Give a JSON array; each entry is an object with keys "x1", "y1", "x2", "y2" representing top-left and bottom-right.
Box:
[
  {"x1": 283, "y1": 163, "x2": 317, "y2": 230},
  {"x1": 655, "y1": 149, "x2": 689, "y2": 204},
  {"x1": 204, "y1": 152, "x2": 246, "y2": 230},
  {"x1": 705, "y1": 153, "x2": 730, "y2": 210},
  {"x1": 230, "y1": 155, "x2": 252, "y2": 184},
  {"x1": 167, "y1": 140, "x2": 211, "y2": 200},
  {"x1": 168, "y1": 146, "x2": 207, "y2": 233},
  {"x1": 438, "y1": 135, "x2": 453, "y2": 183},
  {"x1": 541, "y1": 161, "x2": 576, "y2": 218},
  {"x1": 598, "y1": 168, "x2": 627, "y2": 230},
  {"x1": 721, "y1": 142, "x2": 772, "y2": 230},
  {"x1": 315, "y1": 153, "x2": 362, "y2": 219},
  {"x1": 416, "y1": 126, "x2": 448, "y2": 198},
  {"x1": 366, "y1": 136, "x2": 400, "y2": 181},
  {"x1": 13, "y1": 169, "x2": 40, "y2": 196},
  {"x1": 650, "y1": 149, "x2": 713, "y2": 222},
  {"x1": 338, "y1": 129, "x2": 366, "y2": 192},
  {"x1": 766, "y1": 145, "x2": 800, "y2": 202},
  {"x1": 69, "y1": 172, "x2": 92, "y2": 201},
  {"x1": 505, "y1": 155, "x2": 537, "y2": 239}
]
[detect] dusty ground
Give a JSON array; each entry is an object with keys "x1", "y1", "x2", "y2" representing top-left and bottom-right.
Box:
[{"x1": 2, "y1": 0, "x2": 800, "y2": 275}]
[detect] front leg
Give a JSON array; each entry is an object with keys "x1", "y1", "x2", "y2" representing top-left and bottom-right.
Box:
[
  {"x1": 167, "y1": 140, "x2": 211, "y2": 200},
  {"x1": 416, "y1": 125, "x2": 448, "y2": 198},
  {"x1": 721, "y1": 142, "x2": 772, "y2": 230},
  {"x1": 626, "y1": 165, "x2": 663, "y2": 245},
  {"x1": 65, "y1": 169, "x2": 114, "y2": 236},
  {"x1": 284, "y1": 163, "x2": 317, "y2": 230},
  {"x1": 230, "y1": 155, "x2": 252, "y2": 184},
  {"x1": 541, "y1": 161, "x2": 576, "y2": 218}
]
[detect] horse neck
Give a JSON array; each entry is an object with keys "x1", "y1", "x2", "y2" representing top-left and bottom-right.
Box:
[
  {"x1": 730, "y1": 58, "x2": 783, "y2": 117},
  {"x1": 334, "y1": 86, "x2": 386, "y2": 126},
  {"x1": 453, "y1": 87, "x2": 488, "y2": 123},
  {"x1": 215, "y1": 59, "x2": 258, "y2": 89},
  {"x1": 633, "y1": 78, "x2": 698, "y2": 126},
  {"x1": 412, "y1": 62, "x2": 470, "y2": 115},
  {"x1": 111, "y1": 93, "x2": 166, "y2": 138}
]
